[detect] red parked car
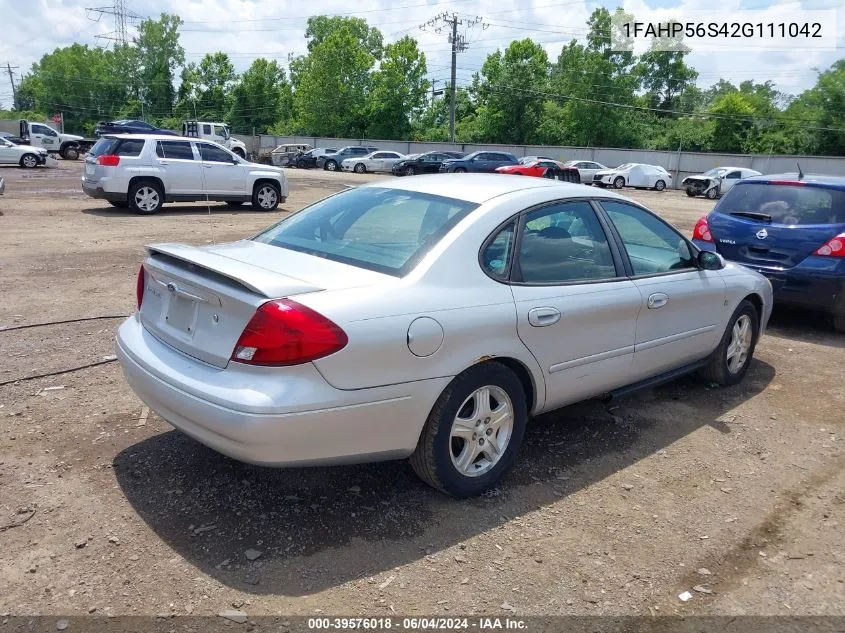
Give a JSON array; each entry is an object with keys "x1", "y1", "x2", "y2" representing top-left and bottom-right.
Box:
[{"x1": 495, "y1": 160, "x2": 581, "y2": 183}]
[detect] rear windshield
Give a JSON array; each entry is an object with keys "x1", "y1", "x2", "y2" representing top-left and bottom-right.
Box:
[
  {"x1": 253, "y1": 187, "x2": 479, "y2": 276},
  {"x1": 717, "y1": 183, "x2": 845, "y2": 226},
  {"x1": 88, "y1": 137, "x2": 145, "y2": 157}
]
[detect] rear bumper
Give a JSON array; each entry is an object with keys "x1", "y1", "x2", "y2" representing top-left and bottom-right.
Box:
[
  {"x1": 116, "y1": 316, "x2": 447, "y2": 467},
  {"x1": 81, "y1": 180, "x2": 125, "y2": 202},
  {"x1": 694, "y1": 240, "x2": 845, "y2": 315}
]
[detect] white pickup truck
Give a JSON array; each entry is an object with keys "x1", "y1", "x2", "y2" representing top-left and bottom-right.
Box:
[
  {"x1": 182, "y1": 121, "x2": 247, "y2": 158},
  {"x1": 0, "y1": 119, "x2": 94, "y2": 160}
]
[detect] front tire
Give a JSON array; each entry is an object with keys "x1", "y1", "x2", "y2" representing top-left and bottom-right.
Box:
[
  {"x1": 20, "y1": 154, "x2": 39, "y2": 169},
  {"x1": 404, "y1": 166, "x2": 416, "y2": 176},
  {"x1": 613, "y1": 176, "x2": 625, "y2": 189},
  {"x1": 232, "y1": 148, "x2": 245, "y2": 159},
  {"x1": 686, "y1": 188, "x2": 698, "y2": 197},
  {"x1": 706, "y1": 187, "x2": 719, "y2": 200},
  {"x1": 128, "y1": 180, "x2": 164, "y2": 215},
  {"x1": 699, "y1": 300, "x2": 759, "y2": 386},
  {"x1": 410, "y1": 363, "x2": 527, "y2": 498},
  {"x1": 252, "y1": 182, "x2": 280, "y2": 211},
  {"x1": 324, "y1": 160, "x2": 338, "y2": 171},
  {"x1": 453, "y1": 167, "x2": 467, "y2": 173}
]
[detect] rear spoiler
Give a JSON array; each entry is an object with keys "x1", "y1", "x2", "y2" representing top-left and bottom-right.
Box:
[{"x1": 146, "y1": 242, "x2": 322, "y2": 299}]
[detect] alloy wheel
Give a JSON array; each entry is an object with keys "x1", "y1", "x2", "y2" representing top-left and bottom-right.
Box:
[{"x1": 449, "y1": 385, "x2": 514, "y2": 477}]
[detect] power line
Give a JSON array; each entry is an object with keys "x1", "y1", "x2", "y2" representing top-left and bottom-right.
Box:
[
  {"x1": 4, "y1": 63, "x2": 19, "y2": 110},
  {"x1": 420, "y1": 12, "x2": 487, "y2": 142},
  {"x1": 86, "y1": 0, "x2": 143, "y2": 45}
]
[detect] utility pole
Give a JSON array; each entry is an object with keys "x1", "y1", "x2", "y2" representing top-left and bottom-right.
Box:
[
  {"x1": 86, "y1": 0, "x2": 142, "y2": 46},
  {"x1": 420, "y1": 13, "x2": 486, "y2": 143},
  {"x1": 5, "y1": 63, "x2": 19, "y2": 110}
]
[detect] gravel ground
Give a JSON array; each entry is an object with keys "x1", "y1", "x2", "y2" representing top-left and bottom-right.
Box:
[{"x1": 0, "y1": 162, "x2": 842, "y2": 619}]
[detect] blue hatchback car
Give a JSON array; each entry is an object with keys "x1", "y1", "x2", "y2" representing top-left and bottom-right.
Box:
[{"x1": 691, "y1": 174, "x2": 845, "y2": 331}]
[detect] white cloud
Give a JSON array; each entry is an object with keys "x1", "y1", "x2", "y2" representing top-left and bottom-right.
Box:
[{"x1": 0, "y1": 0, "x2": 840, "y2": 110}]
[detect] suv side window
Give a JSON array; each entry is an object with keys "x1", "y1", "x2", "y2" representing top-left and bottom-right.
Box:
[
  {"x1": 516, "y1": 201, "x2": 617, "y2": 284},
  {"x1": 601, "y1": 201, "x2": 694, "y2": 275},
  {"x1": 726, "y1": 170, "x2": 742, "y2": 179},
  {"x1": 198, "y1": 143, "x2": 233, "y2": 163},
  {"x1": 157, "y1": 141, "x2": 196, "y2": 160},
  {"x1": 202, "y1": 124, "x2": 212, "y2": 135}
]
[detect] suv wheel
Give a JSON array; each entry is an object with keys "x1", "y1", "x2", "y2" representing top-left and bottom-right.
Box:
[
  {"x1": 129, "y1": 181, "x2": 164, "y2": 214},
  {"x1": 252, "y1": 182, "x2": 280, "y2": 211},
  {"x1": 325, "y1": 160, "x2": 338, "y2": 171}
]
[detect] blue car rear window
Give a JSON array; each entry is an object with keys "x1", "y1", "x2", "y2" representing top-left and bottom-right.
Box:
[{"x1": 718, "y1": 183, "x2": 845, "y2": 226}]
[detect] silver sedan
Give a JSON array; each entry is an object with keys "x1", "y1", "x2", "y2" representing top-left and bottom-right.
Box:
[{"x1": 117, "y1": 175, "x2": 772, "y2": 497}]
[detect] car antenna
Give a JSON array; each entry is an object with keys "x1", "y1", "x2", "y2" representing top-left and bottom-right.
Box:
[{"x1": 797, "y1": 162, "x2": 804, "y2": 180}]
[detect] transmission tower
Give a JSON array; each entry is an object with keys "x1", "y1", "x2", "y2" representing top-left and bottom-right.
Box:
[
  {"x1": 86, "y1": 0, "x2": 143, "y2": 46},
  {"x1": 420, "y1": 13, "x2": 487, "y2": 142}
]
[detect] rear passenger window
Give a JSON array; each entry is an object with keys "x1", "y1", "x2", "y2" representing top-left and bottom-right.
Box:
[
  {"x1": 114, "y1": 139, "x2": 145, "y2": 156},
  {"x1": 482, "y1": 222, "x2": 516, "y2": 280},
  {"x1": 198, "y1": 144, "x2": 233, "y2": 163},
  {"x1": 157, "y1": 141, "x2": 195, "y2": 160},
  {"x1": 516, "y1": 202, "x2": 617, "y2": 284}
]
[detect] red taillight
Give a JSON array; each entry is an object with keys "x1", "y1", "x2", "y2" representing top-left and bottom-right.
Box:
[
  {"x1": 813, "y1": 232, "x2": 845, "y2": 257},
  {"x1": 136, "y1": 265, "x2": 145, "y2": 310},
  {"x1": 231, "y1": 299, "x2": 348, "y2": 366},
  {"x1": 693, "y1": 215, "x2": 714, "y2": 242},
  {"x1": 97, "y1": 154, "x2": 120, "y2": 166}
]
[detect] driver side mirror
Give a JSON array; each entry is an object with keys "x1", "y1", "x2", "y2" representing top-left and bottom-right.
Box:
[{"x1": 697, "y1": 250, "x2": 725, "y2": 270}]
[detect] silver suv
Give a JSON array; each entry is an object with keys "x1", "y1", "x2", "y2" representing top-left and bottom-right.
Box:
[{"x1": 82, "y1": 134, "x2": 288, "y2": 214}]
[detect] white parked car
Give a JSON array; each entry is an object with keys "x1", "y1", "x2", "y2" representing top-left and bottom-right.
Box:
[
  {"x1": 341, "y1": 151, "x2": 405, "y2": 174},
  {"x1": 117, "y1": 174, "x2": 772, "y2": 497},
  {"x1": 682, "y1": 167, "x2": 762, "y2": 199},
  {"x1": 594, "y1": 163, "x2": 672, "y2": 191},
  {"x1": 564, "y1": 160, "x2": 608, "y2": 184},
  {"x1": 82, "y1": 135, "x2": 288, "y2": 214},
  {"x1": 0, "y1": 137, "x2": 48, "y2": 168}
]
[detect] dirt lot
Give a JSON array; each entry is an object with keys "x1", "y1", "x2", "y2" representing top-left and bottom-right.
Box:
[{"x1": 0, "y1": 162, "x2": 843, "y2": 619}]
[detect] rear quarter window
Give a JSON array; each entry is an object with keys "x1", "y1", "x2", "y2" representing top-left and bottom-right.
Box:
[
  {"x1": 718, "y1": 184, "x2": 845, "y2": 226},
  {"x1": 113, "y1": 139, "x2": 145, "y2": 156}
]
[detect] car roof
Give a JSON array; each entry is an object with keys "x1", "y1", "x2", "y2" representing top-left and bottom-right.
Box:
[
  {"x1": 740, "y1": 173, "x2": 845, "y2": 189},
  {"x1": 359, "y1": 173, "x2": 630, "y2": 204},
  {"x1": 104, "y1": 133, "x2": 205, "y2": 141}
]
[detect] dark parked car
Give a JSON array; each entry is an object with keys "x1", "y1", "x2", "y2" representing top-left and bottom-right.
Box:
[
  {"x1": 292, "y1": 148, "x2": 337, "y2": 169},
  {"x1": 439, "y1": 151, "x2": 518, "y2": 173},
  {"x1": 692, "y1": 174, "x2": 845, "y2": 331},
  {"x1": 316, "y1": 146, "x2": 379, "y2": 171},
  {"x1": 392, "y1": 151, "x2": 464, "y2": 176},
  {"x1": 95, "y1": 120, "x2": 178, "y2": 137}
]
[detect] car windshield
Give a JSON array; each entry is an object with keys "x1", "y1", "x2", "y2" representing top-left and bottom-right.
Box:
[
  {"x1": 717, "y1": 183, "x2": 845, "y2": 226},
  {"x1": 616, "y1": 163, "x2": 634, "y2": 171},
  {"x1": 253, "y1": 187, "x2": 479, "y2": 276},
  {"x1": 704, "y1": 168, "x2": 728, "y2": 177}
]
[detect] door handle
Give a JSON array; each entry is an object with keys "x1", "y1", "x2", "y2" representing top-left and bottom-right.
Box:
[
  {"x1": 528, "y1": 307, "x2": 561, "y2": 327},
  {"x1": 647, "y1": 293, "x2": 669, "y2": 309},
  {"x1": 203, "y1": 164, "x2": 213, "y2": 168},
  {"x1": 157, "y1": 160, "x2": 168, "y2": 165}
]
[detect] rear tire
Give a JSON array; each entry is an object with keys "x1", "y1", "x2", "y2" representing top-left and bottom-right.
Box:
[
  {"x1": 699, "y1": 300, "x2": 759, "y2": 386},
  {"x1": 252, "y1": 182, "x2": 280, "y2": 211},
  {"x1": 20, "y1": 154, "x2": 39, "y2": 169},
  {"x1": 410, "y1": 363, "x2": 527, "y2": 498},
  {"x1": 61, "y1": 145, "x2": 79, "y2": 160},
  {"x1": 128, "y1": 180, "x2": 164, "y2": 215},
  {"x1": 654, "y1": 179, "x2": 666, "y2": 191}
]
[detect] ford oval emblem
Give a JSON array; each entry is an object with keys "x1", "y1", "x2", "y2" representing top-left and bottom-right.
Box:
[
  {"x1": 756, "y1": 228, "x2": 768, "y2": 239},
  {"x1": 166, "y1": 282, "x2": 177, "y2": 293}
]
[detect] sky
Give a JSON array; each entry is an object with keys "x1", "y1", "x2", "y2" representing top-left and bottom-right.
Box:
[{"x1": 0, "y1": 0, "x2": 842, "y2": 110}]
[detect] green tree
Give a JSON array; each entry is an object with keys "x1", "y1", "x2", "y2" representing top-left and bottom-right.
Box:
[
  {"x1": 708, "y1": 92, "x2": 756, "y2": 152},
  {"x1": 472, "y1": 38, "x2": 549, "y2": 144},
  {"x1": 636, "y1": 25, "x2": 698, "y2": 113},
  {"x1": 176, "y1": 52, "x2": 237, "y2": 120},
  {"x1": 292, "y1": 18, "x2": 381, "y2": 136},
  {"x1": 786, "y1": 60, "x2": 845, "y2": 155},
  {"x1": 366, "y1": 36, "x2": 428, "y2": 139},
  {"x1": 304, "y1": 16, "x2": 383, "y2": 58},
  {"x1": 134, "y1": 14, "x2": 184, "y2": 117},
  {"x1": 228, "y1": 58, "x2": 292, "y2": 134}
]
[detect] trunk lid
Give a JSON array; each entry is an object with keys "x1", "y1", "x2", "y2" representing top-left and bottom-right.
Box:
[
  {"x1": 708, "y1": 181, "x2": 845, "y2": 270},
  {"x1": 139, "y1": 241, "x2": 388, "y2": 368}
]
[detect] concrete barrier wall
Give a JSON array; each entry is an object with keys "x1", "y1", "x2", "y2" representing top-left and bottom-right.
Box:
[{"x1": 235, "y1": 134, "x2": 845, "y2": 187}]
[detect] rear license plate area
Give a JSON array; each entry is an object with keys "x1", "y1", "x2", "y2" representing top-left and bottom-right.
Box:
[
  {"x1": 164, "y1": 295, "x2": 198, "y2": 337},
  {"x1": 85, "y1": 164, "x2": 95, "y2": 176}
]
